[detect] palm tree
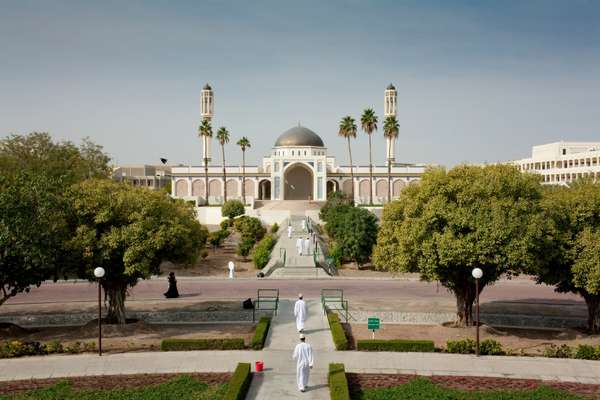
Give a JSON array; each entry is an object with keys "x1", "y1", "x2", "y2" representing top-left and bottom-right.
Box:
[
  {"x1": 338, "y1": 116, "x2": 357, "y2": 204},
  {"x1": 216, "y1": 127, "x2": 230, "y2": 202},
  {"x1": 198, "y1": 119, "x2": 213, "y2": 204},
  {"x1": 236, "y1": 137, "x2": 251, "y2": 203},
  {"x1": 383, "y1": 115, "x2": 400, "y2": 202},
  {"x1": 361, "y1": 108, "x2": 378, "y2": 205}
]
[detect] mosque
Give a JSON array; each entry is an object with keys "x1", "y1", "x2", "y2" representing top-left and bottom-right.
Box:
[{"x1": 171, "y1": 84, "x2": 425, "y2": 206}]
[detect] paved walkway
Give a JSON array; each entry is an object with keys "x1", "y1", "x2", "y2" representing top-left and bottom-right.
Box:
[{"x1": 246, "y1": 299, "x2": 332, "y2": 399}]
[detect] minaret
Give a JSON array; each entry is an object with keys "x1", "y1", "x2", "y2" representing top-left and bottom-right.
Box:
[
  {"x1": 384, "y1": 83, "x2": 397, "y2": 164},
  {"x1": 200, "y1": 84, "x2": 214, "y2": 165}
]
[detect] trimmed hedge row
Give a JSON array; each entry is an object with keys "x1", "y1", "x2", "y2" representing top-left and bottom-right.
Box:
[
  {"x1": 252, "y1": 234, "x2": 277, "y2": 269},
  {"x1": 160, "y1": 338, "x2": 245, "y2": 351},
  {"x1": 251, "y1": 316, "x2": 271, "y2": 350},
  {"x1": 357, "y1": 339, "x2": 435, "y2": 352},
  {"x1": 328, "y1": 363, "x2": 350, "y2": 400},
  {"x1": 327, "y1": 312, "x2": 349, "y2": 350},
  {"x1": 224, "y1": 362, "x2": 252, "y2": 400}
]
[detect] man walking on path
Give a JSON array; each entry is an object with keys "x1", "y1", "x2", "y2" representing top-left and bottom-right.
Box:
[
  {"x1": 288, "y1": 224, "x2": 293, "y2": 238},
  {"x1": 292, "y1": 334, "x2": 313, "y2": 392},
  {"x1": 294, "y1": 294, "x2": 307, "y2": 332},
  {"x1": 296, "y1": 237, "x2": 303, "y2": 255}
]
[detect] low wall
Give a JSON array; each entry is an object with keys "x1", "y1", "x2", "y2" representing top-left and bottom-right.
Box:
[
  {"x1": 195, "y1": 206, "x2": 254, "y2": 225},
  {"x1": 0, "y1": 310, "x2": 274, "y2": 328},
  {"x1": 245, "y1": 209, "x2": 290, "y2": 225}
]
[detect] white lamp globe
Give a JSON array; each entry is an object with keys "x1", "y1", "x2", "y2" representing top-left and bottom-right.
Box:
[
  {"x1": 228, "y1": 261, "x2": 234, "y2": 269},
  {"x1": 94, "y1": 267, "x2": 106, "y2": 278},
  {"x1": 472, "y1": 268, "x2": 483, "y2": 279}
]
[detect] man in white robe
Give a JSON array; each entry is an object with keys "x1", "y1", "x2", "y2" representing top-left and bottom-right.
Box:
[
  {"x1": 288, "y1": 225, "x2": 293, "y2": 239},
  {"x1": 296, "y1": 237, "x2": 303, "y2": 255},
  {"x1": 292, "y1": 334, "x2": 313, "y2": 392},
  {"x1": 294, "y1": 294, "x2": 307, "y2": 332},
  {"x1": 303, "y1": 237, "x2": 310, "y2": 256},
  {"x1": 301, "y1": 219, "x2": 306, "y2": 232}
]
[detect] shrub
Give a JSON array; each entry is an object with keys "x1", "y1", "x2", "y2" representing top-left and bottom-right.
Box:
[
  {"x1": 200, "y1": 249, "x2": 209, "y2": 259},
  {"x1": 328, "y1": 363, "x2": 350, "y2": 400},
  {"x1": 252, "y1": 235, "x2": 277, "y2": 269},
  {"x1": 64, "y1": 341, "x2": 82, "y2": 354},
  {"x1": 83, "y1": 341, "x2": 96, "y2": 352},
  {"x1": 327, "y1": 312, "x2": 349, "y2": 350},
  {"x1": 446, "y1": 339, "x2": 475, "y2": 354},
  {"x1": 46, "y1": 339, "x2": 63, "y2": 354},
  {"x1": 320, "y1": 191, "x2": 353, "y2": 224},
  {"x1": 329, "y1": 243, "x2": 343, "y2": 268},
  {"x1": 237, "y1": 239, "x2": 255, "y2": 259},
  {"x1": 208, "y1": 229, "x2": 230, "y2": 249},
  {"x1": 221, "y1": 200, "x2": 245, "y2": 219},
  {"x1": 480, "y1": 339, "x2": 504, "y2": 355},
  {"x1": 224, "y1": 362, "x2": 252, "y2": 400},
  {"x1": 574, "y1": 344, "x2": 600, "y2": 360},
  {"x1": 234, "y1": 216, "x2": 266, "y2": 242},
  {"x1": 160, "y1": 338, "x2": 245, "y2": 351},
  {"x1": 357, "y1": 339, "x2": 435, "y2": 352},
  {"x1": 250, "y1": 316, "x2": 271, "y2": 350},
  {"x1": 270, "y1": 223, "x2": 279, "y2": 233},
  {"x1": 220, "y1": 218, "x2": 233, "y2": 230},
  {"x1": 544, "y1": 344, "x2": 573, "y2": 358},
  {"x1": 0, "y1": 340, "x2": 49, "y2": 358}
]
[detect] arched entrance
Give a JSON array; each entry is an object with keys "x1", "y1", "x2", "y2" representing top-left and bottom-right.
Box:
[
  {"x1": 258, "y1": 179, "x2": 271, "y2": 200},
  {"x1": 326, "y1": 180, "x2": 339, "y2": 196},
  {"x1": 284, "y1": 163, "x2": 314, "y2": 200}
]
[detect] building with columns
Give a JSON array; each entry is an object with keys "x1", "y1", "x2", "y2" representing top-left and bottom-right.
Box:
[
  {"x1": 171, "y1": 84, "x2": 426, "y2": 205},
  {"x1": 513, "y1": 142, "x2": 600, "y2": 185}
]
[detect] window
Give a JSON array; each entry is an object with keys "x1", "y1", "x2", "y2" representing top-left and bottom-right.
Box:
[
  {"x1": 274, "y1": 162, "x2": 279, "y2": 172},
  {"x1": 274, "y1": 177, "x2": 281, "y2": 199},
  {"x1": 317, "y1": 162, "x2": 323, "y2": 172},
  {"x1": 562, "y1": 149, "x2": 566, "y2": 155},
  {"x1": 317, "y1": 177, "x2": 323, "y2": 199}
]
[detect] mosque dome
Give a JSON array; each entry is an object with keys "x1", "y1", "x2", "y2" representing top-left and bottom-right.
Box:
[{"x1": 274, "y1": 125, "x2": 324, "y2": 147}]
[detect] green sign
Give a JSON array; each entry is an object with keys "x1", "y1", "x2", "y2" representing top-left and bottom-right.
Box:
[{"x1": 367, "y1": 317, "x2": 380, "y2": 330}]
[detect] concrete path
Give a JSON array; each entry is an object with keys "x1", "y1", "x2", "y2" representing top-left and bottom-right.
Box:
[{"x1": 246, "y1": 299, "x2": 332, "y2": 399}]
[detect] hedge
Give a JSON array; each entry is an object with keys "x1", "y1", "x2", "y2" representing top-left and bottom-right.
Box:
[
  {"x1": 252, "y1": 235, "x2": 277, "y2": 269},
  {"x1": 328, "y1": 363, "x2": 350, "y2": 400},
  {"x1": 160, "y1": 338, "x2": 245, "y2": 351},
  {"x1": 327, "y1": 312, "x2": 349, "y2": 350},
  {"x1": 357, "y1": 339, "x2": 435, "y2": 352},
  {"x1": 250, "y1": 316, "x2": 271, "y2": 350},
  {"x1": 224, "y1": 362, "x2": 252, "y2": 400}
]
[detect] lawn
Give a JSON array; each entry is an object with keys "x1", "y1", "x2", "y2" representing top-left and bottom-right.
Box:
[
  {"x1": 0, "y1": 376, "x2": 227, "y2": 400},
  {"x1": 351, "y1": 378, "x2": 588, "y2": 400}
]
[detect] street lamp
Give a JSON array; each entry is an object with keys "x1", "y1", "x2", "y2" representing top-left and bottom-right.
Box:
[
  {"x1": 93, "y1": 267, "x2": 105, "y2": 356},
  {"x1": 471, "y1": 267, "x2": 483, "y2": 356}
]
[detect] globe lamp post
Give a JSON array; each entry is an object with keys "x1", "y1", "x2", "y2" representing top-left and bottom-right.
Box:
[
  {"x1": 471, "y1": 267, "x2": 483, "y2": 356},
  {"x1": 93, "y1": 267, "x2": 105, "y2": 356}
]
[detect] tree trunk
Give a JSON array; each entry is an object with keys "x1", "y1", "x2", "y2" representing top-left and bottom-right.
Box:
[
  {"x1": 368, "y1": 134, "x2": 373, "y2": 205},
  {"x1": 387, "y1": 160, "x2": 392, "y2": 203},
  {"x1": 583, "y1": 293, "x2": 600, "y2": 334},
  {"x1": 241, "y1": 151, "x2": 246, "y2": 203},
  {"x1": 102, "y1": 281, "x2": 128, "y2": 324},
  {"x1": 222, "y1": 144, "x2": 227, "y2": 202},
  {"x1": 454, "y1": 283, "x2": 478, "y2": 327},
  {"x1": 347, "y1": 138, "x2": 355, "y2": 205},
  {"x1": 204, "y1": 157, "x2": 209, "y2": 205}
]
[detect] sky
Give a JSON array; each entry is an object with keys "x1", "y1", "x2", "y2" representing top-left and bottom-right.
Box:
[{"x1": 1, "y1": 0, "x2": 599, "y2": 167}]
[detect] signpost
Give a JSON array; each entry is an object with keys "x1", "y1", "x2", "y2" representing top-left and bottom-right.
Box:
[{"x1": 367, "y1": 317, "x2": 380, "y2": 339}]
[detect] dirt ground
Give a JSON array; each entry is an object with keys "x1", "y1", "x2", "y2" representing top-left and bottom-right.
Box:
[
  {"x1": 344, "y1": 323, "x2": 600, "y2": 355},
  {"x1": 0, "y1": 322, "x2": 256, "y2": 353}
]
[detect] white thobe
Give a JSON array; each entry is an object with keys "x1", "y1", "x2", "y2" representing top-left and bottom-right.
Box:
[
  {"x1": 296, "y1": 238, "x2": 303, "y2": 255},
  {"x1": 288, "y1": 225, "x2": 293, "y2": 238},
  {"x1": 294, "y1": 299, "x2": 307, "y2": 331},
  {"x1": 301, "y1": 220, "x2": 306, "y2": 231},
  {"x1": 303, "y1": 238, "x2": 310, "y2": 255},
  {"x1": 292, "y1": 342, "x2": 314, "y2": 391}
]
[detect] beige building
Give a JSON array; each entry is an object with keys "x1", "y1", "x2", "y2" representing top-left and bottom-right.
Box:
[
  {"x1": 513, "y1": 142, "x2": 600, "y2": 184},
  {"x1": 112, "y1": 165, "x2": 172, "y2": 190}
]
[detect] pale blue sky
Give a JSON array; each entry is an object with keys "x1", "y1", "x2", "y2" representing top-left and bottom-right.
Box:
[{"x1": 1, "y1": 0, "x2": 599, "y2": 167}]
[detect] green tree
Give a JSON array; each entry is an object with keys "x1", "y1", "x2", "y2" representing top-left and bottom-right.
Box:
[
  {"x1": 216, "y1": 127, "x2": 230, "y2": 202},
  {"x1": 236, "y1": 137, "x2": 251, "y2": 203},
  {"x1": 221, "y1": 199, "x2": 245, "y2": 219},
  {"x1": 338, "y1": 116, "x2": 357, "y2": 204},
  {"x1": 360, "y1": 108, "x2": 378, "y2": 205},
  {"x1": 334, "y1": 207, "x2": 379, "y2": 267},
  {"x1": 537, "y1": 180, "x2": 600, "y2": 332},
  {"x1": 198, "y1": 119, "x2": 213, "y2": 204},
  {"x1": 67, "y1": 180, "x2": 208, "y2": 324},
  {"x1": 373, "y1": 165, "x2": 550, "y2": 326},
  {"x1": 383, "y1": 115, "x2": 400, "y2": 202},
  {"x1": 0, "y1": 172, "x2": 69, "y2": 307},
  {"x1": 319, "y1": 191, "x2": 353, "y2": 223},
  {"x1": 0, "y1": 132, "x2": 110, "y2": 183}
]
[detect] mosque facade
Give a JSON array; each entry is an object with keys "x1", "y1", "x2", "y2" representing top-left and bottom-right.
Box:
[{"x1": 171, "y1": 84, "x2": 425, "y2": 205}]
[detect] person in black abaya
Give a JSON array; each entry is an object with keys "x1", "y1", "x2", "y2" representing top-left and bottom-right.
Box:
[{"x1": 164, "y1": 272, "x2": 179, "y2": 298}]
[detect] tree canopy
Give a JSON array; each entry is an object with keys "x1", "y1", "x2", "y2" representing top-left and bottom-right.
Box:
[
  {"x1": 537, "y1": 180, "x2": 600, "y2": 332},
  {"x1": 0, "y1": 172, "x2": 69, "y2": 306},
  {"x1": 0, "y1": 132, "x2": 110, "y2": 183},
  {"x1": 67, "y1": 180, "x2": 208, "y2": 323},
  {"x1": 373, "y1": 164, "x2": 551, "y2": 326}
]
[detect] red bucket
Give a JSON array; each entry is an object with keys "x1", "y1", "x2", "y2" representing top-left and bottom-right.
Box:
[{"x1": 255, "y1": 361, "x2": 264, "y2": 372}]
